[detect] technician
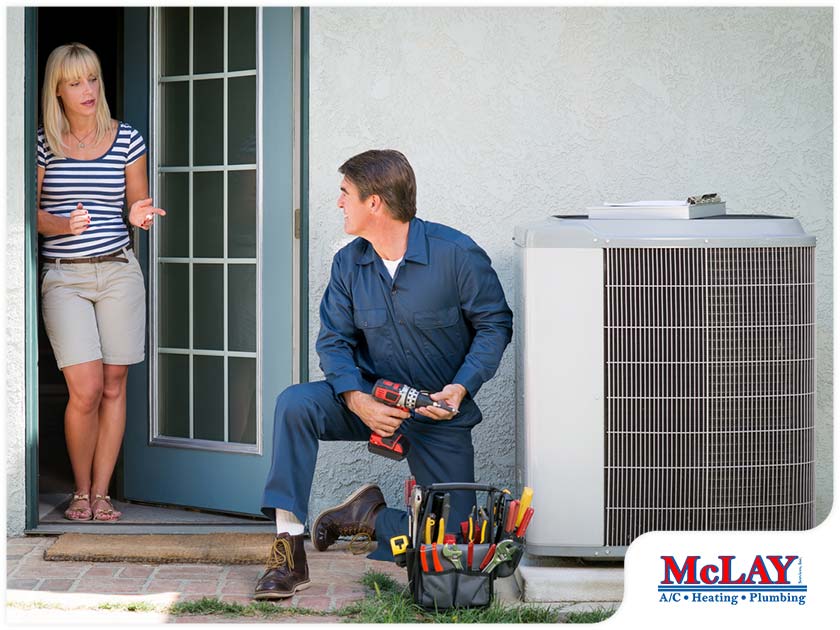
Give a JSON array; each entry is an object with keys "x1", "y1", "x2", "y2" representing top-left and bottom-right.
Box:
[{"x1": 254, "y1": 149, "x2": 512, "y2": 600}]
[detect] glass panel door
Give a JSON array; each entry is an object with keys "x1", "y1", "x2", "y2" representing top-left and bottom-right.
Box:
[
  {"x1": 122, "y1": 7, "x2": 295, "y2": 517},
  {"x1": 155, "y1": 6, "x2": 259, "y2": 453}
]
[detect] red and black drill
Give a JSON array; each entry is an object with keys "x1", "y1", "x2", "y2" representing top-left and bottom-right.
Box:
[{"x1": 368, "y1": 379, "x2": 458, "y2": 460}]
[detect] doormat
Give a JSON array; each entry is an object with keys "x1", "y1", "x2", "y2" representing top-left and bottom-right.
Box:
[{"x1": 44, "y1": 533, "x2": 278, "y2": 564}]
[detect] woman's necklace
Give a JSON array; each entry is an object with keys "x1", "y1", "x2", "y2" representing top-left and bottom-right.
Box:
[{"x1": 69, "y1": 128, "x2": 95, "y2": 149}]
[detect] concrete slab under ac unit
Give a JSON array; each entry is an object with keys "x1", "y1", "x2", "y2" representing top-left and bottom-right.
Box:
[{"x1": 515, "y1": 555, "x2": 625, "y2": 604}]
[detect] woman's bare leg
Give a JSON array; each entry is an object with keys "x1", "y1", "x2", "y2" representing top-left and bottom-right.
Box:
[
  {"x1": 62, "y1": 360, "x2": 104, "y2": 497},
  {"x1": 90, "y1": 363, "x2": 129, "y2": 500}
]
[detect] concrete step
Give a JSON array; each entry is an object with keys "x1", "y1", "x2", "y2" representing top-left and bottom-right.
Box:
[{"x1": 515, "y1": 555, "x2": 624, "y2": 604}]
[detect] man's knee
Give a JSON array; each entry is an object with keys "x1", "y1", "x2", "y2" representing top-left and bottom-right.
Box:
[{"x1": 273, "y1": 383, "x2": 326, "y2": 433}]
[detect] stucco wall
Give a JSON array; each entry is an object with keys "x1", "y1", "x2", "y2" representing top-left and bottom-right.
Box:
[
  {"x1": 307, "y1": 7, "x2": 832, "y2": 525},
  {"x1": 6, "y1": 7, "x2": 27, "y2": 536}
]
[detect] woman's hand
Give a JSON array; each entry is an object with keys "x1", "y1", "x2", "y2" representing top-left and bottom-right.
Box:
[
  {"x1": 69, "y1": 203, "x2": 90, "y2": 236},
  {"x1": 129, "y1": 197, "x2": 166, "y2": 230}
]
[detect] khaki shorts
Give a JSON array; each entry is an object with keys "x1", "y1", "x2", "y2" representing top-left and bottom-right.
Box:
[{"x1": 40, "y1": 248, "x2": 146, "y2": 369}]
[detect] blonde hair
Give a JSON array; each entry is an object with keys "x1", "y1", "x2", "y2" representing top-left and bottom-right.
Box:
[{"x1": 42, "y1": 43, "x2": 113, "y2": 159}]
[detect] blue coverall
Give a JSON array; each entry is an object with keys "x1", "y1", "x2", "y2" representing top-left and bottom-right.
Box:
[{"x1": 261, "y1": 217, "x2": 513, "y2": 560}]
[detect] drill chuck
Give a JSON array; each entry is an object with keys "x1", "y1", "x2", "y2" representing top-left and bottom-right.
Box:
[{"x1": 372, "y1": 379, "x2": 457, "y2": 413}]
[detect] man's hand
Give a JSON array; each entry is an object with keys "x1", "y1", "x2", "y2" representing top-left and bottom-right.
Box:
[
  {"x1": 343, "y1": 390, "x2": 410, "y2": 437},
  {"x1": 415, "y1": 383, "x2": 467, "y2": 421}
]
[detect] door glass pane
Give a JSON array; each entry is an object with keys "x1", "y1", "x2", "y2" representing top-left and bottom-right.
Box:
[
  {"x1": 228, "y1": 76, "x2": 256, "y2": 164},
  {"x1": 161, "y1": 82, "x2": 189, "y2": 166},
  {"x1": 193, "y1": 171, "x2": 224, "y2": 258},
  {"x1": 229, "y1": 357, "x2": 256, "y2": 445},
  {"x1": 160, "y1": 263, "x2": 189, "y2": 348},
  {"x1": 161, "y1": 7, "x2": 189, "y2": 77},
  {"x1": 193, "y1": 7, "x2": 224, "y2": 74},
  {"x1": 228, "y1": 8, "x2": 256, "y2": 72},
  {"x1": 194, "y1": 355, "x2": 225, "y2": 441},
  {"x1": 160, "y1": 354, "x2": 190, "y2": 438},
  {"x1": 193, "y1": 264, "x2": 223, "y2": 350},
  {"x1": 228, "y1": 170, "x2": 256, "y2": 258},
  {"x1": 156, "y1": 7, "x2": 260, "y2": 451},
  {"x1": 228, "y1": 265, "x2": 256, "y2": 352},
  {"x1": 193, "y1": 79, "x2": 223, "y2": 166},
  {"x1": 160, "y1": 173, "x2": 189, "y2": 258}
]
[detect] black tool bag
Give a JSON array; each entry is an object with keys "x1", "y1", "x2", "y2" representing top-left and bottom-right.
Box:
[{"x1": 397, "y1": 482, "x2": 525, "y2": 611}]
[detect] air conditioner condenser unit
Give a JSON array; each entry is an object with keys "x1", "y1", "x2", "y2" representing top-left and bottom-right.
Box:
[{"x1": 513, "y1": 212, "x2": 816, "y2": 558}]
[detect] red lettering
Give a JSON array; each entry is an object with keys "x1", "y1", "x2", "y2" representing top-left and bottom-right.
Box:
[
  {"x1": 746, "y1": 556, "x2": 772, "y2": 584},
  {"x1": 661, "y1": 556, "x2": 700, "y2": 585},
  {"x1": 700, "y1": 564, "x2": 719, "y2": 584},
  {"x1": 719, "y1": 555, "x2": 746, "y2": 584},
  {"x1": 767, "y1": 556, "x2": 798, "y2": 584}
]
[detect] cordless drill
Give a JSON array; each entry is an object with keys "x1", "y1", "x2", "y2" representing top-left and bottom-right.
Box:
[{"x1": 368, "y1": 379, "x2": 458, "y2": 460}]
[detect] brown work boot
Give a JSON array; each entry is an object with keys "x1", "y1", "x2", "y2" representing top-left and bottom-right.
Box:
[
  {"x1": 253, "y1": 532, "x2": 310, "y2": 600},
  {"x1": 311, "y1": 483, "x2": 386, "y2": 552}
]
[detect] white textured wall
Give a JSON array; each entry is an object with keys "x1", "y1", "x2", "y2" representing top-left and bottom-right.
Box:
[
  {"x1": 308, "y1": 7, "x2": 832, "y2": 524},
  {"x1": 5, "y1": 7, "x2": 27, "y2": 536}
]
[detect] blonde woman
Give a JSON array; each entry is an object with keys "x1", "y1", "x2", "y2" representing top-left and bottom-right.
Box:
[{"x1": 37, "y1": 43, "x2": 165, "y2": 522}]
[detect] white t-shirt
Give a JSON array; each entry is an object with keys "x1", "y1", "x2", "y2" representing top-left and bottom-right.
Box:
[{"x1": 382, "y1": 256, "x2": 403, "y2": 279}]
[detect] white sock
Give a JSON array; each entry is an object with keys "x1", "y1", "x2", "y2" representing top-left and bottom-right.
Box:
[{"x1": 275, "y1": 508, "x2": 304, "y2": 536}]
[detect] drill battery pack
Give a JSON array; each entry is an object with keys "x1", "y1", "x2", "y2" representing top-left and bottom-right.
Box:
[{"x1": 368, "y1": 433, "x2": 410, "y2": 461}]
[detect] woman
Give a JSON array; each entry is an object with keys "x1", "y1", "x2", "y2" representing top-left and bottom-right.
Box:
[{"x1": 37, "y1": 43, "x2": 165, "y2": 522}]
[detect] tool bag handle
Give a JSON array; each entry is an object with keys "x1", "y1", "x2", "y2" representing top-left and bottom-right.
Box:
[{"x1": 423, "y1": 482, "x2": 503, "y2": 494}]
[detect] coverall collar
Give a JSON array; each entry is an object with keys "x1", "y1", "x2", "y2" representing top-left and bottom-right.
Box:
[{"x1": 357, "y1": 218, "x2": 429, "y2": 267}]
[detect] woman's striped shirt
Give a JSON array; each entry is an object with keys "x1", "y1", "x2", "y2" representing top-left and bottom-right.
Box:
[{"x1": 37, "y1": 122, "x2": 147, "y2": 258}]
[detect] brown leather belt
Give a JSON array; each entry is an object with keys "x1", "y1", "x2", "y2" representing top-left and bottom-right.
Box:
[{"x1": 42, "y1": 246, "x2": 130, "y2": 265}]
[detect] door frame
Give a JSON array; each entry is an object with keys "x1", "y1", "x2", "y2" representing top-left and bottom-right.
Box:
[
  {"x1": 122, "y1": 5, "x2": 152, "y2": 498},
  {"x1": 24, "y1": 6, "x2": 39, "y2": 530},
  {"x1": 23, "y1": 7, "x2": 310, "y2": 528}
]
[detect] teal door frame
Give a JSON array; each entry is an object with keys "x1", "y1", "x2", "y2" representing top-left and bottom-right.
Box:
[
  {"x1": 23, "y1": 7, "x2": 309, "y2": 525},
  {"x1": 122, "y1": 6, "x2": 151, "y2": 500},
  {"x1": 24, "y1": 7, "x2": 39, "y2": 530},
  {"x1": 298, "y1": 7, "x2": 309, "y2": 383}
]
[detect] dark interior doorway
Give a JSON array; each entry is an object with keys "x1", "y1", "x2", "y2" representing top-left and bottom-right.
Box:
[{"x1": 36, "y1": 7, "x2": 124, "y2": 499}]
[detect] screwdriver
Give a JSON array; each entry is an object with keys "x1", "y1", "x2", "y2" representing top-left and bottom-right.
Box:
[
  {"x1": 515, "y1": 487, "x2": 533, "y2": 528},
  {"x1": 515, "y1": 507, "x2": 535, "y2": 540},
  {"x1": 504, "y1": 500, "x2": 519, "y2": 536}
]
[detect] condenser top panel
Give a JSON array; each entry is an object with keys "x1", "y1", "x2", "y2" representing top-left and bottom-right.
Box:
[{"x1": 514, "y1": 214, "x2": 815, "y2": 249}]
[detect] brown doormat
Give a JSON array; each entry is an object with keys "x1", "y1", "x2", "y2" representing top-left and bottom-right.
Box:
[{"x1": 45, "y1": 533, "x2": 277, "y2": 564}]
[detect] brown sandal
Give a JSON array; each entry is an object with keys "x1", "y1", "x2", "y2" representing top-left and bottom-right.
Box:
[
  {"x1": 92, "y1": 494, "x2": 122, "y2": 522},
  {"x1": 64, "y1": 493, "x2": 92, "y2": 521}
]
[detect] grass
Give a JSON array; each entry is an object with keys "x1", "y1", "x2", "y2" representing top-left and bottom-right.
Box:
[
  {"x1": 8, "y1": 600, "x2": 161, "y2": 613},
  {"x1": 97, "y1": 601, "x2": 159, "y2": 613},
  {"x1": 7, "y1": 601, "x2": 59, "y2": 610},
  {"x1": 9, "y1": 597, "x2": 324, "y2": 619},
  {"x1": 333, "y1": 570, "x2": 563, "y2": 623},
  {"x1": 9, "y1": 569, "x2": 614, "y2": 623},
  {"x1": 169, "y1": 597, "x2": 325, "y2": 618},
  {"x1": 565, "y1": 607, "x2": 617, "y2": 623}
]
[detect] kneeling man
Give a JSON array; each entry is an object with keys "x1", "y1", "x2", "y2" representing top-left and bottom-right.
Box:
[{"x1": 255, "y1": 149, "x2": 512, "y2": 599}]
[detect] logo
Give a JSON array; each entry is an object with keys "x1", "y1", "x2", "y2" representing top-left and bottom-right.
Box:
[{"x1": 658, "y1": 555, "x2": 807, "y2": 606}]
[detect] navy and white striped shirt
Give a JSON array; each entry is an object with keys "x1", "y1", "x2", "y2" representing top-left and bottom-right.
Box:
[{"x1": 38, "y1": 122, "x2": 147, "y2": 258}]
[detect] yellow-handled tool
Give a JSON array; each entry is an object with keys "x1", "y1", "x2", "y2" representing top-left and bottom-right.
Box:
[
  {"x1": 515, "y1": 487, "x2": 533, "y2": 527},
  {"x1": 436, "y1": 517, "x2": 445, "y2": 544},
  {"x1": 424, "y1": 516, "x2": 436, "y2": 545},
  {"x1": 390, "y1": 535, "x2": 409, "y2": 557}
]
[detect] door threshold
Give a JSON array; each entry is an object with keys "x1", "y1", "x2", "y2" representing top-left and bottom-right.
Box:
[
  {"x1": 27, "y1": 522, "x2": 277, "y2": 535},
  {"x1": 36, "y1": 493, "x2": 275, "y2": 534}
]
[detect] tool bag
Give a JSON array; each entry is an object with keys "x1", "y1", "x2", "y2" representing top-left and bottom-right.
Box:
[{"x1": 394, "y1": 482, "x2": 525, "y2": 611}]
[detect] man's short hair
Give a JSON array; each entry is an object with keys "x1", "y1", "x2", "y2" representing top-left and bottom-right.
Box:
[{"x1": 339, "y1": 150, "x2": 417, "y2": 222}]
